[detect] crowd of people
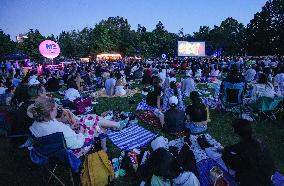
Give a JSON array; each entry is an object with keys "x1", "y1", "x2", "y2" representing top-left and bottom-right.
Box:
[{"x1": 0, "y1": 55, "x2": 283, "y2": 186}]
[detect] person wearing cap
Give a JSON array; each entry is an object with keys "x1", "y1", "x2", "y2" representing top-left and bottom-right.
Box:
[
  {"x1": 162, "y1": 96, "x2": 186, "y2": 133},
  {"x1": 221, "y1": 119, "x2": 275, "y2": 186},
  {"x1": 181, "y1": 72, "x2": 196, "y2": 97}
]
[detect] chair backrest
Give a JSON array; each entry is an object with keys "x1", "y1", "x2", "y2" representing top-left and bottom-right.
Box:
[
  {"x1": 257, "y1": 96, "x2": 284, "y2": 112},
  {"x1": 30, "y1": 132, "x2": 81, "y2": 172},
  {"x1": 222, "y1": 81, "x2": 245, "y2": 104}
]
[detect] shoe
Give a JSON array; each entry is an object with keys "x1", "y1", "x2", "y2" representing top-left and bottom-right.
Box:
[
  {"x1": 118, "y1": 118, "x2": 129, "y2": 130},
  {"x1": 197, "y1": 135, "x2": 213, "y2": 150}
]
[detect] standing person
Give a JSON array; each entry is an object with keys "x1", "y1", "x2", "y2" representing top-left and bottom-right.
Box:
[
  {"x1": 181, "y1": 73, "x2": 196, "y2": 97},
  {"x1": 221, "y1": 119, "x2": 275, "y2": 186}
]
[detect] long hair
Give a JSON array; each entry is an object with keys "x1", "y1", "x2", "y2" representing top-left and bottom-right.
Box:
[
  {"x1": 27, "y1": 97, "x2": 56, "y2": 122},
  {"x1": 170, "y1": 81, "x2": 178, "y2": 96},
  {"x1": 190, "y1": 91, "x2": 204, "y2": 108}
]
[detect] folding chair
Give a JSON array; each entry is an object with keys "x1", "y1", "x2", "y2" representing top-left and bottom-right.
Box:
[
  {"x1": 29, "y1": 132, "x2": 81, "y2": 186},
  {"x1": 249, "y1": 96, "x2": 284, "y2": 122},
  {"x1": 220, "y1": 81, "x2": 246, "y2": 118}
]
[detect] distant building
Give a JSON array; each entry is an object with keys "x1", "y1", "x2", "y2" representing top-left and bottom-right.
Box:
[{"x1": 16, "y1": 33, "x2": 28, "y2": 43}]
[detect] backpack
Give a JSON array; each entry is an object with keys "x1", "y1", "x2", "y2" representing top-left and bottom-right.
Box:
[{"x1": 81, "y1": 150, "x2": 114, "y2": 186}]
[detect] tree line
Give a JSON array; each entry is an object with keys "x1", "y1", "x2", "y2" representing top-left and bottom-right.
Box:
[{"x1": 0, "y1": 0, "x2": 283, "y2": 60}]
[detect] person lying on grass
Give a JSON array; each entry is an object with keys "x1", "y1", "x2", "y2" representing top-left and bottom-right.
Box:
[{"x1": 28, "y1": 97, "x2": 128, "y2": 157}]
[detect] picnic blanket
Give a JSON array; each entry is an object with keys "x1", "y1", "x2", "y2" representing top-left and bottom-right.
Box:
[
  {"x1": 107, "y1": 124, "x2": 157, "y2": 151},
  {"x1": 136, "y1": 99, "x2": 156, "y2": 111},
  {"x1": 168, "y1": 134, "x2": 237, "y2": 186},
  {"x1": 94, "y1": 88, "x2": 139, "y2": 98},
  {"x1": 136, "y1": 111, "x2": 161, "y2": 128}
]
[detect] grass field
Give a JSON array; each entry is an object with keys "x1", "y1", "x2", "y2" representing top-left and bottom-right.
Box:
[{"x1": 0, "y1": 81, "x2": 283, "y2": 185}]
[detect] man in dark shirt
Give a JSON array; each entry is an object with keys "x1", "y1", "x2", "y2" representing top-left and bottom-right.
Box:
[
  {"x1": 163, "y1": 96, "x2": 186, "y2": 133},
  {"x1": 220, "y1": 65, "x2": 246, "y2": 104},
  {"x1": 222, "y1": 119, "x2": 275, "y2": 186}
]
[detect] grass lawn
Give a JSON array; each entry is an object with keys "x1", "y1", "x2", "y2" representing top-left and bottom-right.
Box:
[{"x1": 0, "y1": 81, "x2": 283, "y2": 185}]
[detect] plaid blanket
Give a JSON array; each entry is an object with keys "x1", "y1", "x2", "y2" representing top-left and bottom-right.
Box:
[
  {"x1": 136, "y1": 99, "x2": 156, "y2": 111},
  {"x1": 107, "y1": 124, "x2": 157, "y2": 151}
]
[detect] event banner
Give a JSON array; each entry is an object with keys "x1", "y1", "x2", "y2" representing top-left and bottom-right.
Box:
[{"x1": 178, "y1": 41, "x2": 205, "y2": 57}]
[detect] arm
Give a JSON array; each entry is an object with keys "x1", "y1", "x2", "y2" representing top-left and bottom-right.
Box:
[{"x1": 157, "y1": 96, "x2": 161, "y2": 110}]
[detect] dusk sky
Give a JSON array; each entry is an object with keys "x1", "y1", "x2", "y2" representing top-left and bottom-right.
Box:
[{"x1": 0, "y1": 0, "x2": 267, "y2": 40}]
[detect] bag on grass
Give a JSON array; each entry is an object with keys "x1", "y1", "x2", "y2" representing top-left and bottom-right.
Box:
[{"x1": 81, "y1": 150, "x2": 114, "y2": 186}]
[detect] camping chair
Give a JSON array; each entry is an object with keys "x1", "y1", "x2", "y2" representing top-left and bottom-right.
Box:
[
  {"x1": 249, "y1": 96, "x2": 284, "y2": 122},
  {"x1": 29, "y1": 132, "x2": 81, "y2": 186},
  {"x1": 220, "y1": 81, "x2": 246, "y2": 118}
]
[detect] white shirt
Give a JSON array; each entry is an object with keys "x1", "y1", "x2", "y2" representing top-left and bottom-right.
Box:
[
  {"x1": 30, "y1": 119, "x2": 85, "y2": 149},
  {"x1": 251, "y1": 83, "x2": 275, "y2": 101},
  {"x1": 64, "y1": 88, "x2": 80, "y2": 102},
  {"x1": 245, "y1": 69, "x2": 256, "y2": 82},
  {"x1": 0, "y1": 87, "x2": 7, "y2": 94},
  {"x1": 173, "y1": 172, "x2": 200, "y2": 186}
]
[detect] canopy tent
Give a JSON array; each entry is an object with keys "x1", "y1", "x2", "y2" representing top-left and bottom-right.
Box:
[
  {"x1": 96, "y1": 53, "x2": 122, "y2": 60},
  {"x1": 5, "y1": 51, "x2": 28, "y2": 60}
]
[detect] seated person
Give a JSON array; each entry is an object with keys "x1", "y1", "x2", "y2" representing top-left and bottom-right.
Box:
[
  {"x1": 274, "y1": 66, "x2": 284, "y2": 94},
  {"x1": 139, "y1": 137, "x2": 178, "y2": 186},
  {"x1": 244, "y1": 66, "x2": 256, "y2": 82},
  {"x1": 221, "y1": 119, "x2": 275, "y2": 186},
  {"x1": 142, "y1": 68, "x2": 153, "y2": 85},
  {"x1": 162, "y1": 81, "x2": 185, "y2": 111},
  {"x1": 161, "y1": 96, "x2": 186, "y2": 133},
  {"x1": 63, "y1": 82, "x2": 81, "y2": 109},
  {"x1": 185, "y1": 91, "x2": 209, "y2": 134},
  {"x1": 74, "y1": 72, "x2": 84, "y2": 92},
  {"x1": 115, "y1": 73, "x2": 126, "y2": 96},
  {"x1": 45, "y1": 74, "x2": 61, "y2": 92},
  {"x1": 173, "y1": 143, "x2": 200, "y2": 186},
  {"x1": 105, "y1": 73, "x2": 116, "y2": 96},
  {"x1": 220, "y1": 65, "x2": 246, "y2": 104},
  {"x1": 132, "y1": 66, "x2": 143, "y2": 80},
  {"x1": 168, "y1": 71, "x2": 177, "y2": 83},
  {"x1": 146, "y1": 77, "x2": 162, "y2": 109},
  {"x1": 10, "y1": 85, "x2": 46, "y2": 146},
  {"x1": 251, "y1": 73, "x2": 275, "y2": 102},
  {"x1": 0, "y1": 86, "x2": 15, "y2": 106},
  {"x1": 28, "y1": 97, "x2": 128, "y2": 157}
]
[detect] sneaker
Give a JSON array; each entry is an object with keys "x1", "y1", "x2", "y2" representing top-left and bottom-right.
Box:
[{"x1": 118, "y1": 118, "x2": 129, "y2": 130}]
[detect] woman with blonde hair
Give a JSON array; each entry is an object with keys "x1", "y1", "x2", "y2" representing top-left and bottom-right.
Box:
[{"x1": 28, "y1": 97, "x2": 128, "y2": 157}]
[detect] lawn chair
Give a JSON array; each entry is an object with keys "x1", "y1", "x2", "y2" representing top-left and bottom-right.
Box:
[
  {"x1": 220, "y1": 81, "x2": 246, "y2": 118},
  {"x1": 249, "y1": 96, "x2": 284, "y2": 122},
  {"x1": 29, "y1": 132, "x2": 81, "y2": 186}
]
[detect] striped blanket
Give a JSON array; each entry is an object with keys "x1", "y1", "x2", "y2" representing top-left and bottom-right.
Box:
[
  {"x1": 136, "y1": 99, "x2": 156, "y2": 111},
  {"x1": 107, "y1": 124, "x2": 157, "y2": 151}
]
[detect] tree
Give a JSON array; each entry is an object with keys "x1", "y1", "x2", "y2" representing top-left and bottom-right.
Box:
[
  {"x1": 17, "y1": 29, "x2": 45, "y2": 60},
  {"x1": 0, "y1": 30, "x2": 15, "y2": 60},
  {"x1": 245, "y1": 0, "x2": 284, "y2": 55},
  {"x1": 58, "y1": 31, "x2": 76, "y2": 58}
]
